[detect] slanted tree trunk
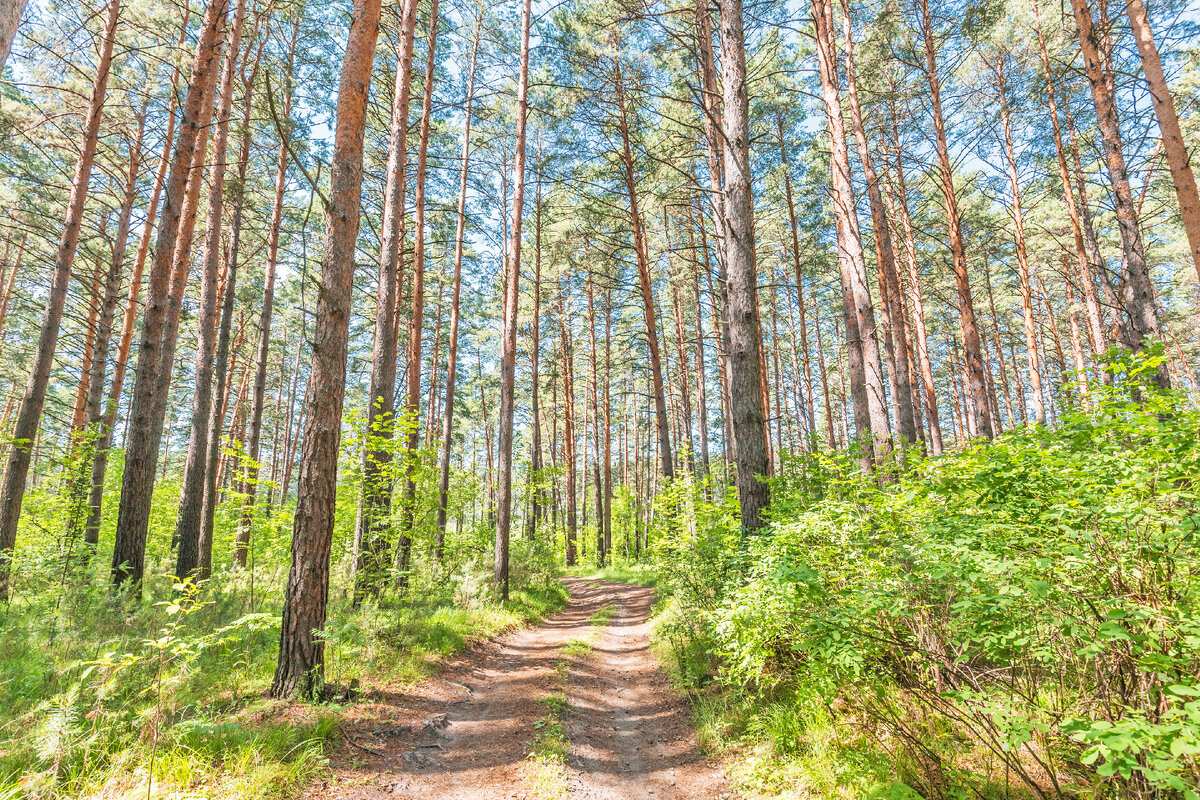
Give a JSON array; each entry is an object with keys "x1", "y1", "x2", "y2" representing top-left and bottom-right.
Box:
[
  {"x1": 198, "y1": 36, "x2": 263, "y2": 576},
  {"x1": 613, "y1": 55, "x2": 674, "y2": 482},
  {"x1": 271, "y1": 0, "x2": 382, "y2": 700},
  {"x1": 85, "y1": 7, "x2": 190, "y2": 546},
  {"x1": 882, "y1": 118, "x2": 943, "y2": 454},
  {"x1": 717, "y1": 0, "x2": 769, "y2": 531},
  {"x1": 495, "y1": 0, "x2": 532, "y2": 600},
  {"x1": 0, "y1": 0, "x2": 120, "y2": 599},
  {"x1": 112, "y1": 0, "x2": 229, "y2": 592},
  {"x1": 233, "y1": 17, "x2": 290, "y2": 569},
  {"x1": 176, "y1": 0, "x2": 247, "y2": 579},
  {"x1": 812, "y1": 0, "x2": 891, "y2": 472},
  {"x1": 994, "y1": 57, "x2": 1046, "y2": 425},
  {"x1": 0, "y1": 0, "x2": 26, "y2": 76},
  {"x1": 915, "y1": 0, "x2": 993, "y2": 439},
  {"x1": 1125, "y1": 0, "x2": 1200, "y2": 289},
  {"x1": 73, "y1": 110, "x2": 145, "y2": 550},
  {"x1": 840, "y1": 3, "x2": 917, "y2": 450},
  {"x1": 1032, "y1": 0, "x2": 1106, "y2": 359},
  {"x1": 435, "y1": 10, "x2": 481, "y2": 557},
  {"x1": 1070, "y1": 0, "x2": 1165, "y2": 376},
  {"x1": 354, "y1": 0, "x2": 419, "y2": 596}
]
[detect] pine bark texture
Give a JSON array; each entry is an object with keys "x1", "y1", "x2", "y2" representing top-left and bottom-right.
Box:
[{"x1": 271, "y1": 0, "x2": 381, "y2": 699}]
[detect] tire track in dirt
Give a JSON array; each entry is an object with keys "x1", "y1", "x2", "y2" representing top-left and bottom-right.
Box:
[{"x1": 303, "y1": 578, "x2": 733, "y2": 799}]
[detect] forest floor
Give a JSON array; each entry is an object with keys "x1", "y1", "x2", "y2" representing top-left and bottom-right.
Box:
[{"x1": 300, "y1": 579, "x2": 735, "y2": 800}]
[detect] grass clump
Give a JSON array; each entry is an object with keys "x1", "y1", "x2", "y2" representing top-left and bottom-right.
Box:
[
  {"x1": 525, "y1": 674, "x2": 571, "y2": 799},
  {"x1": 588, "y1": 604, "x2": 615, "y2": 627}
]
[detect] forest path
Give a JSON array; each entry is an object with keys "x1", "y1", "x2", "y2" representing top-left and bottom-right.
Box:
[{"x1": 302, "y1": 579, "x2": 734, "y2": 800}]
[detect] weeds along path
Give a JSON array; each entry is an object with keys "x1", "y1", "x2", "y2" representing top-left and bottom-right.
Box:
[{"x1": 303, "y1": 578, "x2": 734, "y2": 799}]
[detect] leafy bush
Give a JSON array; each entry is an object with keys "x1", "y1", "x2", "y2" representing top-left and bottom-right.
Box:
[{"x1": 661, "y1": 351, "x2": 1200, "y2": 798}]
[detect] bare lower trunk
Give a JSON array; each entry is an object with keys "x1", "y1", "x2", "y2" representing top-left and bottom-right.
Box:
[
  {"x1": 271, "y1": 0, "x2": 381, "y2": 699},
  {"x1": 495, "y1": 0, "x2": 532, "y2": 599},
  {"x1": 916, "y1": 0, "x2": 993, "y2": 439},
  {"x1": 176, "y1": 0, "x2": 247, "y2": 579},
  {"x1": 112, "y1": 0, "x2": 229, "y2": 592},
  {"x1": 718, "y1": 0, "x2": 769, "y2": 531}
]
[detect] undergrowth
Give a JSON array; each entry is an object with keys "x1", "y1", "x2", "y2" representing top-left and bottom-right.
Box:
[
  {"x1": 648, "y1": 349, "x2": 1200, "y2": 799},
  {"x1": 0, "y1": 558, "x2": 567, "y2": 799}
]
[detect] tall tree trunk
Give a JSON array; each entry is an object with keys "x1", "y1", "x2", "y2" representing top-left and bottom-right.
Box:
[
  {"x1": 198, "y1": 40, "x2": 262, "y2": 576},
  {"x1": 882, "y1": 121, "x2": 943, "y2": 454},
  {"x1": 234, "y1": 18, "x2": 290, "y2": 569},
  {"x1": 435, "y1": 11, "x2": 480, "y2": 556},
  {"x1": 354, "y1": 0, "x2": 419, "y2": 595},
  {"x1": 176, "y1": 0, "x2": 247, "y2": 579},
  {"x1": 271, "y1": 0, "x2": 381, "y2": 699},
  {"x1": 995, "y1": 58, "x2": 1046, "y2": 425},
  {"x1": 560, "y1": 276, "x2": 577, "y2": 566},
  {"x1": 86, "y1": 7, "x2": 190, "y2": 546},
  {"x1": 1032, "y1": 0, "x2": 1106, "y2": 358},
  {"x1": 75, "y1": 110, "x2": 145, "y2": 549},
  {"x1": 398, "y1": 0, "x2": 440, "y2": 579},
  {"x1": 495, "y1": 0, "x2": 531, "y2": 600},
  {"x1": 717, "y1": 0, "x2": 769, "y2": 531},
  {"x1": 840, "y1": 3, "x2": 917, "y2": 450},
  {"x1": 526, "y1": 151, "x2": 544, "y2": 540},
  {"x1": 916, "y1": 0, "x2": 993, "y2": 439},
  {"x1": 776, "y1": 116, "x2": 818, "y2": 447},
  {"x1": 1070, "y1": 0, "x2": 1165, "y2": 376},
  {"x1": 612, "y1": 56, "x2": 674, "y2": 482},
  {"x1": 0, "y1": 0, "x2": 119, "y2": 598},
  {"x1": 112, "y1": 0, "x2": 229, "y2": 591},
  {"x1": 1125, "y1": 0, "x2": 1200, "y2": 288},
  {"x1": 812, "y1": 0, "x2": 891, "y2": 471}
]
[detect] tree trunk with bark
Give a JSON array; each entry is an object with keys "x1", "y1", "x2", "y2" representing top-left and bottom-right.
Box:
[
  {"x1": 0, "y1": 0, "x2": 120, "y2": 598},
  {"x1": 176, "y1": 0, "x2": 248, "y2": 579},
  {"x1": 112, "y1": 0, "x2": 229, "y2": 591},
  {"x1": 271, "y1": 0, "x2": 382, "y2": 699},
  {"x1": 916, "y1": 0, "x2": 993, "y2": 440},
  {"x1": 1125, "y1": 0, "x2": 1200, "y2": 289},
  {"x1": 435, "y1": 11, "x2": 480, "y2": 556},
  {"x1": 495, "y1": 0, "x2": 532, "y2": 600},
  {"x1": 812, "y1": 0, "x2": 891, "y2": 472},
  {"x1": 717, "y1": 0, "x2": 769, "y2": 531},
  {"x1": 1070, "y1": 0, "x2": 1165, "y2": 375}
]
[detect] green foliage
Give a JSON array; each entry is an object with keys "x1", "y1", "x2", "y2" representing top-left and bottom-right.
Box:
[{"x1": 656, "y1": 353, "x2": 1200, "y2": 797}]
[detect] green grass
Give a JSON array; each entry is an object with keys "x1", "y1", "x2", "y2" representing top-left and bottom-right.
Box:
[
  {"x1": 0, "y1": 576, "x2": 570, "y2": 800},
  {"x1": 525, "y1": 668, "x2": 571, "y2": 800},
  {"x1": 588, "y1": 604, "x2": 616, "y2": 627},
  {"x1": 564, "y1": 561, "x2": 658, "y2": 586}
]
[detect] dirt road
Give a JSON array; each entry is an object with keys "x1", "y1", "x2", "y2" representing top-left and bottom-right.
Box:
[{"x1": 304, "y1": 579, "x2": 733, "y2": 799}]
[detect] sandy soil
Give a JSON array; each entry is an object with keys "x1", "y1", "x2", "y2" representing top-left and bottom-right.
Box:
[{"x1": 301, "y1": 578, "x2": 735, "y2": 800}]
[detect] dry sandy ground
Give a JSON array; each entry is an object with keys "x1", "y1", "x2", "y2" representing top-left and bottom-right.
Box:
[{"x1": 301, "y1": 578, "x2": 735, "y2": 800}]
